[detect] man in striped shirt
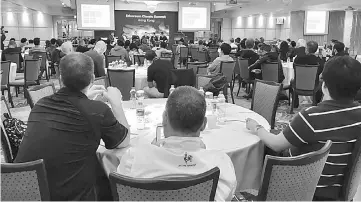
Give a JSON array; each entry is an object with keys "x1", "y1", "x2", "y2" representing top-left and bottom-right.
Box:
[{"x1": 246, "y1": 56, "x2": 361, "y2": 200}]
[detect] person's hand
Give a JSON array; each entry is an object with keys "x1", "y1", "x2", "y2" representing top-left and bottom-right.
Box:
[
  {"x1": 103, "y1": 87, "x2": 123, "y2": 106},
  {"x1": 246, "y1": 118, "x2": 259, "y2": 133},
  {"x1": 87, "y1": 85, "x2": 106, "y2": 100}
]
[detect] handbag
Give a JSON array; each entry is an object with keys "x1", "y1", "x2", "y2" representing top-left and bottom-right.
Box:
[
  {"x1": 2, "y1": 113, "x2": 27, "y2": 160},
  {"x1": 203, "y1": 74, "x2": 228, "y2": 96}
]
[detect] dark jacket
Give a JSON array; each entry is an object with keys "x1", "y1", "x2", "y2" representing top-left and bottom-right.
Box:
[
  {"x1": 289, "y1": 47, "x2": 306, "y2": 58},
  {"x1": 249, "y1": 52, "x2": 285, "y2": 83},
  {"x1": 294, "y1": 54, "x2": 324, "y2": 84},
  {"x1": 236, "y1": 49, "x2": 260, "y2": 66}
]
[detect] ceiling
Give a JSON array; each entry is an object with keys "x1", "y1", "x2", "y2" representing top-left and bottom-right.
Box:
[{"x1": 1, "y1": 0, "x2": 75, "y2": 15}]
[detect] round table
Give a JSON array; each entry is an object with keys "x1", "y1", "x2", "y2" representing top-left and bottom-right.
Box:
[
  {"x1": 106, "y1": 66, "x2": 148, "y2": 90},
  {"x1": 96, "y1": 98, "x2": 270, "y2": 192}
]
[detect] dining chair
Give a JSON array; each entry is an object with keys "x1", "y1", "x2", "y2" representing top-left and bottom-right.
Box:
[
  {"x1": 261, "y1": 62, "x2": 280, "y2": 83},
  {"x1": 170, "y1": 68, "x2": 195, "y2": 87},
  {"x1": 1, "y1": 61, "x2": 14, "y2": 108},
  {"x1": 1, "y1": 123, "x2": 13, "y2": 163},
  {"x1": 209, "y1": 51, "x2": 219, "y2": 63},
  {"x1": 197, "y1": 65, "x2": 208, "y2": 76},
  {"x1": 93, "y1": 76, "x2": 109, "y2": 88},
  {"x1": 187, "y1": 62, "x2": 208, "y2": 76},
  {"x1": 9, "y1": 59, "x2": 41, "y2": 98},
  {"x1": 1, "y1": 159, "x2": 51, "y2": 201},
  {"x1": 134, "y1": 55, "x2": 145, "y2": 66},
  {"x1": 106, "y1": 55, "x2": 121, "y2": 68},
  {"x1": 109, "y1": 167, "x2": 220, "y2": 201},
  {"x1": 4, "y1": 53, "x2": 21, "y2": 71},
  {"x1": 220, "y1": 61, "x2": 236, "y2": 104},
  {"x1": 171, "y1": 44, "x2": 178, "y2": 54},
  {"x1": 290, "y1": 64, "x2": 319, "y2": 114},
  {"x1": 235, "y1": 140, "x2": 332, "y2": 201},
  {"x1": 180, "y1": 47, "x2": 190, "y2": 69},
  {"x1": 251, "y1": 80, "x2": 282, "y2": 129},
  {"x1": 237, "y1": 58, "x2": 252, "y2": 97},
  {"x1": 107, "y1": 69, "x2": 135, "y2": 101},
  {"x1": 25, "y1": 82, "x2": 56, "y2": 108},
  {"x1": 190, "y1": 48, "x2": 198, "y2": 60},
  {"x1": 32, "y1": 51, "x2": 49, "y2": 81}
]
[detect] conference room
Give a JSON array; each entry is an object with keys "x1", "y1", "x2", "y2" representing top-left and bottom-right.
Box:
[{"x1": 1, "y1": 0, "x2": 361, "y2": 201}]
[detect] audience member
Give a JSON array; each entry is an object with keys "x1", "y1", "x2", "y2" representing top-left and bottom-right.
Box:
[
  {"x1": 138, "y1": 39, "x2": 151, "y2": 52},
  {"x1": 279, "y1": 41, "x2": 289, "y2": 62},
  {"x1": 15, "y1": 53, "x2": 130, "y2": 200},
  {"x1": 236, "y1": 38, "x2": 259, "y2": 66},
  {"x1": 144, "y1": 50, "x2": 174, "y2": 98},
  {"x1": 289, "y1": 39, "x2": 306, "y2": 58},
  {"x1": 198, "y1": 40, "x2": 207, "y2": 51},
  {"x1": 46, "y1": 38, "x2": 57, "y2": 55},
  {"x1": 333, "y1": 42, "x2": 347, "y2": 56},
  {"x1": 155, "y1": 42, "x2": 172, "y2": 58},
  {"x1": 105, "y1": 39, "x2": 113, "y2": 55},
  {"x1": 152, "y1": 41, "x2": 160, "y2": 51},
  {"x1": 208, "y1": 43, "x2": 233, "y2": 74},
  {"x1": 110, "y1": 40, "x2": 131, "y2": 65},
  {"x1": 19, "y1": 38, "x2": 27, "y2": 49},
  {"x1": 45, "y1": 40, "x2": 51, "y2": 49},
  {"x1": 176, "y1": 38, "x2": 186, "y2": 54},
  {"x1": 230, "y1": 38, "x2": 238, "y2": 50},
  {"x1": 1, "y1": 40, "x2": 23, "y2": 64},
  {"x1": 292, "y1": 41, "x2": 325, "y2": 107},
  {"x1": 24, "y1": 39, "x2": 35, "y2": 49},
  {"x1": 124, "y1": 40, "x2": 131, "y2": 51},
  {"x1": 84, "y1": 41, "x2": 107, "y2": 77},
  {"x1": 76, "y1": 39, "x2": 90, "y2": 53},
  {"x1": 129, "y1": 42, "x2": 139, "y2": 64},
  {"x1": 29, "y1": 37, "x2": 45, "y2": 54},
  {"x1": 246, "y1": 56, "x2": 361, "y2": 201},
  {"x1": 159, "y1": 32, "x2": 168, "y2": 42},
  {"x1": 117, "y1": 86, "x2": 237, "y2": 201},
  {"x1": 87, "y1": 39, "x2": 96, "y2": 49}
]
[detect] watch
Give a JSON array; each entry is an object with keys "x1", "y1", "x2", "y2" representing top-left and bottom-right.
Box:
[{"x1": 255, "y1": 125, "x2": 264, "y2": 132}]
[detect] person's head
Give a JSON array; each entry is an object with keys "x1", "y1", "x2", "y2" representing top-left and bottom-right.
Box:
[
  {"x1": 259, "y1": 44, "x2": 271, "y2": 55},
  {"x1": 145, "y1": 50, "x2": 157, "y2": 64},
  {"x1": 287, "y1": 38, "x2": 291, "y2": 43},
  {"x1": 163, "y1": 86, "x2": 207, "y2": 137},
  {"x1": 89, "y1": 39, "x2": 96, "y2": 45},
  {"x1": 321, "y1": 56, "x2": 361, "y2": 101},
  {"x1": 297, "y1": 39, "x2": 306, "y2": 47},
  {"x1": 178, "y1": 38, "x2": 184, "y2": 45},
  {"x1": 20, "y1": 38, "x2": 27, "y2": 44},
  {"x1": 28, "y1": 39, "x2": 34, "y2": 44},
  {"x1": 10, "y1": 38, "x2": 15, "y2": 42},
  {"x1": 333, "y1": 42, "x2": 345, "y2": 54},
  {"x1": 280, "y1": 41, "x2": 289, "y2": 52},
  {"x1": 306, "y1": 41, "x2": 318, "y2": 54},
  {"x1": 245, "y1": 38, "x2": 255, "y2": 49},
  {"x1": 111, "y1": 32, "x2": 114, "y2": 36},
  {"x1": 8, "y1": 40, "x2": 17, "y2": 48},
  {"x1": 94, "y1": 40, "x2": 107, "y2": 55},
  {"x1": 56, "y1": 39, "x2": 63, "y2": 47},
  {"x1": 189, "y1": 39, "x2": 194, "y2": 44},
  {"x1": 161, "y1": 32, "x2": 164, "y2": 35},
  {"x1": 198, "y1": 40, "x2": 203, "y2": 45},
  {"x1": 142, "y1": 39, "x2": 147, "y2": 44},
  {"x1": 45, "y1": 40, "x2": 50, "y2": 47},
  {"x1": 290, "y1": 41, "x2": 296, "y2": 48},
  {"x1": 260, "y1": 37, "x2": 265, "y2": 43},
  {"x1": 50, "y1": 38, "x2": 56, "y2": 45},
  {"x1": 235, "y1": 37, "x2": 241, "y2": 44},
  {"x1": 124, "y1": 40, "x2": 130, "y2": 47},
  {"x1": 129, "y1": 43, "x2": 138, "y2": 51},
  {"x1": 33, "y1": 38, "x2": 40, "y2": 46},
  {"x1": 59, "y1": 53, "x2": 95, "y2": 93},
  {"x1": 230, "y1": 38, "x2": 235, "y2": 43},
  {"x1": 117, "y1": 40, "x2": 125, "y2": 47},
  {"x1": 160, "y1": 41, "x2": 167, "y2": 49},
  {"x1": 331, "y1": 39, "x2": 338, "y2": 46},
  {"x1": 220, "y1": 43, "x2": 231, "y2": 56},
  {"x1": 240, "y1": 38, "x2": 247, "y2": 49},
  {"x1": 79, "y1": 39, "x2": 85, "y2": 46},
  {"x1": 153, "y1": 32, "x2": 156, "y2": 35},
  {"x1": 61, "y1": 41, "x2": 73, "y2": 54}
]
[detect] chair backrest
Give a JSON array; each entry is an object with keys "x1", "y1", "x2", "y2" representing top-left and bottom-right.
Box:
[
  {"x1": 233, "y1": 58, "x2": 240, "y2": 75},
  {"x1": 134, "y1": 55, "x2": 145, "y2": 65},
  {"x1": 1, "y1": 61, "x2": 11, "y2": 86},
  {"x1": 187, "y1": 62, "x2": 208, "y2": 75},
  {"x1": 209, "y1": 51, "x2": 218, "y2": 62},
  {"x1": 32, "y1": 52, "x2": 47, "y2": 69},
  {"x1": 341, "y1": 137, "x2": 361, "y2": 201},
  {"x1": 109, "y1": 167, "x2": 220, "y2": 201},
  {"x1": 170, "y1": 68, "x2": 195, "y2": 87},
  {"x1": 25, "y1": 59, "x2": 41, "y2": 83},
  {"x1": 106, "y1": 55, "x2": 121, "y2": 68},
  {"x1": 197, "y1": 65, "x2": 208, "y2": 76},
  {"x1": 24, "y1": 54, "x2": 33, "y2": 60},
  {"x1": 180, "y1": 47, "x2": 189, "y2": 58},
  {"x1": 107, "y1": 69, "x2": 135, "y2": 101},
  {"x1": 161, "y1": 52, "x2": 173, "y2": 58},
  {"x1": 198, "y1": 51, "x2": 208, "y2": 63},
  {"x1": 238, "y1": 58, "x2": 250, "y2": 80},
  {"x1": 1, "y1": 123, "x2": 13, "y2": 163},
  {"x1": 220, "y1": 61, "x2": 236, "y2": 83},
  {"x1": 1, "y1": 159, "x2": 50, "y2": 201},
  {"x1": 196, "y1": 75, "x2": 213, "y2": 89},
  {"x1": 25, "y1": 82, "x2": 56, "y2": 108},
  {"x1": 160, "y1": 57, "x2": 172, "y2": 65},
  {"x1": 261, "y1": 62, "x2": 280, "y2": 82},
  {"x1": 294, "y1": 64, "x2": 319, "y2": 91},
  {"x1": 251, "y1": 80, "x2": 282, "y2": 129},
  {"x1": 4, "y1": 53, "x2": 20, "y2": 68},
  {"x1": 93, "y1": 76, "x2": 109, "y2": 88},
  {"x1": 190, "y1": 48, "x2": 198, "y2": 59},
  {"x1": 257, "y1": 140, "x2": 332, "y2": 201},
  {"x1": 171, "y1": 44, "x2": 177, "y2": 54}
]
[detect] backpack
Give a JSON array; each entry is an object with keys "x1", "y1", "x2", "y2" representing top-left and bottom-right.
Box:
[
  {"x1": 203, "y1": 74, "x2": 228, "y2": 96},
  {"x1": 2, "y1": 113, "x2": 27, "y2": 160}
]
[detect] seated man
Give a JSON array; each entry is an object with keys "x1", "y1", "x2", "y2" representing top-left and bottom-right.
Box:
[
  {"x1": 1, "y1": 41, "x2": 23, "y2": 65},
  {"x1": 84, "y1": 41, "x2": 107, "y2": 77},
  {"x1": 293, "y1": 40, "x2": 325, "y2": 107},
  {"x1": 246, "y1": 56, "x2": 361, "y2": 201},
  {"x1": 29, "y1": 37, "x2": 46, "y2": 54},
  {"x1": 248, "y1": 44, "x2": 285, "y2": 83},
  {"x1": 15, "y1": 53, "x2": 130, "y2": 200},
  {"x1": 138, "y1": 39, "x2": 151, "y2": 53},
  {"x1": 333, "y1": 42, "x2": 348, "y2": 56},
  {"x1": 155, "y1": 42, "x2": 172, "y2": 58},
  {"x1": 235, "y1": 38, "x2": 259, "y2": 66},
  {"x1": 208, "y1": 43, "x2": 234, "y2": 74},
  {"x1": 144, "y1": 50, "x2": 174, "y2": 98},
  {"x1": 198, "y1": 40, "x2": 207, "y2": 51},
  {"x1": 110, "y1": 40, "x2": 131, "y2": 66},
  {"x1": 117, "y1": 86, "x2": 237, "y2": 201}
]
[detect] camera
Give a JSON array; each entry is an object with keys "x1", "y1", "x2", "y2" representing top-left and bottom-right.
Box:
[{"x1": 1, "y1": 26, "x2": 8, "y2": 34}]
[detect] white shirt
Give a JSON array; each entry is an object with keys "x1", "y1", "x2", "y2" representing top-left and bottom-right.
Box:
[
  {"x1": 117, "y1": 136, "x2": 237, "y2": 201},
  {"x1": 230, "y1": 43, "x2": 238, "y2": 49}
]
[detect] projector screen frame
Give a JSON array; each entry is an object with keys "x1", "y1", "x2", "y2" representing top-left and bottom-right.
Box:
[
  {"x1": 76, "y1": 0, "x2": 115, "y2": 31},
  {"x1": 304, "y1": 10, "x2": 330, "y2": 35},
  {"x1": 178, "y1": 2, "x2": 211, "y2": 32}
]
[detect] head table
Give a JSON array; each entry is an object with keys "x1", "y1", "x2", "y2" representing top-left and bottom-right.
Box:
[{"x1": 96, "y1": 98, "x2": 270, "y2": 192}]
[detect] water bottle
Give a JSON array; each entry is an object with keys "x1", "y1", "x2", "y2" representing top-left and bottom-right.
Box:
[
  {"x1": 198, "y1": 87, "x2": 205, "y2": 96},
  {"x1": 211, "y1": 96, "x2": 219, "y2": 115},
  {"x1": 130, "y1": 87, "x2": 136, "y2": 109},
  {"x1": 136, "y1": 100, "x2": 145, "y2": 130},
  {"x1": 169, "y1": 85, "x2": 175, "y2": 95},
  {"x1": 217, "y1": 92, "x2": 226, "y2": 123},
  {"x1": 205, "y1": 92, "x2": 213, "y2": 111}
]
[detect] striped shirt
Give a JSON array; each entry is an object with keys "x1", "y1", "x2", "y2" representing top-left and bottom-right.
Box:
[{"x1": 283, "y1": 100, "x2": 361, "y2": 200}]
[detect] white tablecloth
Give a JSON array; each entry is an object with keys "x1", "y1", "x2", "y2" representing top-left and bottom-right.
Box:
[
  {"x1": 107, "y1": 67, "x2": 148, "y2": 90},
  {"x1": 9, "y1": 63, "x2": 18, "y2": 82},
  {"x1": 96, "y1": 98, "x2": 270, "y2": 191},
  {"x1": 282, "y1": 62, "x2": 293, "y2": 86}
]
